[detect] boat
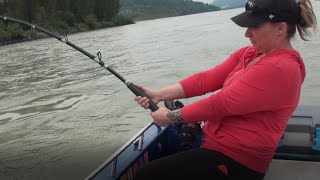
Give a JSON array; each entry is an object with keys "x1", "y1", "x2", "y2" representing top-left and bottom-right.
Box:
[{"x1": 85, "y1": 101, "x2": 320, "y2": 180}]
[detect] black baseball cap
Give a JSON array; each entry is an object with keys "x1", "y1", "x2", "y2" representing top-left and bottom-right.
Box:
[{"x1": 231, "y1": 0, "x2": 300, "y2": 27}]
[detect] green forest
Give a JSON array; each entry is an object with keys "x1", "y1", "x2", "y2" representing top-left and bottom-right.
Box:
[
  {"x1": 0, "y1": 0, "x2": 220, "y2": 45},
  {"x1": 0, "y1": 0, "x2": 131, "y2": 44},
  {"x1": 120, "y1": 0, "x2": 220, "y2": 20}
]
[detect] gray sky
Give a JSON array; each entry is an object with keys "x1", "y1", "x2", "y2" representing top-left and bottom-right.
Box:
[{"x1": 193, "y1": 0, "x2": 214, "y2": 4}]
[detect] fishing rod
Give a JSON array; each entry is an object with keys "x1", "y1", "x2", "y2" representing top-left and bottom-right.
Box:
[{"x1": 0, "y1": 16, "x2": 159, "y2": 112}]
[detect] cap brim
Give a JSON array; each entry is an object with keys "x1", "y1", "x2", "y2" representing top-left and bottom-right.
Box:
[{"x1": 231, "y1": 11, "x2": 266, "y2": 27}]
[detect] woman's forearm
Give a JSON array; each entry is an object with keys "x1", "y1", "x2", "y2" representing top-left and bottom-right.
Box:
[{"x1": 156, "y1": 83, "x2": 185, "y2": 101}]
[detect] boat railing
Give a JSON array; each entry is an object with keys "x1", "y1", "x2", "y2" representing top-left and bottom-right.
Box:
[{"x1": 85, "y1": 122, "x2": 164, "y2": 180}]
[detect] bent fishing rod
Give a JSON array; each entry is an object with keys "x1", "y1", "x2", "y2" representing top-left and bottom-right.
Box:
[{"x1": 0, "y1": 16, "x2": 159, "y2": 112}]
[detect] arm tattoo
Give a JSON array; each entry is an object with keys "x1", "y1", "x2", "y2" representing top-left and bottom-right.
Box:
[{"x1": 167, "y1": 109, "x2": 185, "y2": 124}]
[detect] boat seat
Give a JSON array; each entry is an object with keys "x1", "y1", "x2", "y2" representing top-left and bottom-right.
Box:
[
  {"x1": 264, "y1": 159, "x2": 320, "y2": 180},
  {"x1": 264, "y1": 105, "x2": 320, "y2": 180}
]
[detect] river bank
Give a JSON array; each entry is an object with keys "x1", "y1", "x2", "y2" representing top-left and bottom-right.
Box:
[
  {"x1": 0, "y1": 26, "x2": 118, "y2": 46},
  {"x1": 0, "y1": 16, "x2": 134, "y2": 46}
]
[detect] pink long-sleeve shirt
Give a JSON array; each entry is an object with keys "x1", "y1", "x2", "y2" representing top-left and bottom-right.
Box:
[{"x1": 179, "y1": 46, "x2": 306, "y2": 173}]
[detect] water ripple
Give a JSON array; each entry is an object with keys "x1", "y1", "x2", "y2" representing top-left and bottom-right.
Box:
[{"x1": 0, "y1": 94, "x2": 88, "y2": 124}]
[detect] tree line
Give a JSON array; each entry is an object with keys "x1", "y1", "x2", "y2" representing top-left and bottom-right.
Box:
[
  {"x1": 0, "y1": 0, "x2": 132, "y2": 43},
  {"x1": 0, "y1": 0, "x2": 220, "y2": 44},
  {"x1": 120, "y1": 0, "x2": 220, "y2": 20},
  {"x1": 0, "y1": 0, "x2": 122, "y2": 24}
]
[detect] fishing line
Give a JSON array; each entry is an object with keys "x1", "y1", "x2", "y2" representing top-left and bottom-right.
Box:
[{"x1": 0, "y1": 16, "x2": 159, "y2": 111}]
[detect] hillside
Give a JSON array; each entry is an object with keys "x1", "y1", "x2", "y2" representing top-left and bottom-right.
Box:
[
  {"x1": 0, "y1": 0, "x2": 132, "y2": 45},
  {"x1": 120, "y1": 0, "x2": 220, "y2": 20},
  {"x1": 211, "y1": 0, "x2": 245, "y2": 9}
]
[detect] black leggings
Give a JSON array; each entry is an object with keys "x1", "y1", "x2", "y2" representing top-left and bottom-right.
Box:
[{"x1": 136, "y1": 148, "x2": 265, "y2": 180}]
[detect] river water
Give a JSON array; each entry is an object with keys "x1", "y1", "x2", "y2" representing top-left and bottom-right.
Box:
[{"x1": 1, "y1": 2, "x2": 320, "y2": 179}]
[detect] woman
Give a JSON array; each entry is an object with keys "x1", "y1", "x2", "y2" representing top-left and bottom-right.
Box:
[{"x1": 134, "y1": 0, "x2": 317, "y2": 179}]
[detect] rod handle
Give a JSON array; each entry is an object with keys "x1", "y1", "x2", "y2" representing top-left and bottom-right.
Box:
[{"x1": 127, "y1": 83, "x2": 159, "y2": 112}]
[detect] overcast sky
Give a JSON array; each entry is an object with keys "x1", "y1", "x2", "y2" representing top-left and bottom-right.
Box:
[{"x1": 193, "y1": 0, "x2": 214, "y2": 4}]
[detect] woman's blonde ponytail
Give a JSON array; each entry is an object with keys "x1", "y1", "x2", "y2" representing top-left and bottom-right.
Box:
[{"x1": 296, "y1": 0, "x2": 317, "y2": 40}]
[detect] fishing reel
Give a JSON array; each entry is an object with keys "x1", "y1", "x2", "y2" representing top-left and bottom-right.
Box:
[{"x1": 164, "y1": 100, "x2": 201, "y2": 150}]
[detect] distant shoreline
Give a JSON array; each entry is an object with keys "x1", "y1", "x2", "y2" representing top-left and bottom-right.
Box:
[
  {"x1": 0, "y1": 13, "x2": 136, "y2": 46},
  {"x1": 0, "y1": 22, "x2": 134, "y2": 47},
  {"x1": 0, "y1": 32, "x2": 54, "y2": 46},
  {"x1": 0, "y1": 14, "x2": 191, "y2": 47},
  {"x1": 0, "y1": 12, "x2": 214, "y2": 47}
]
